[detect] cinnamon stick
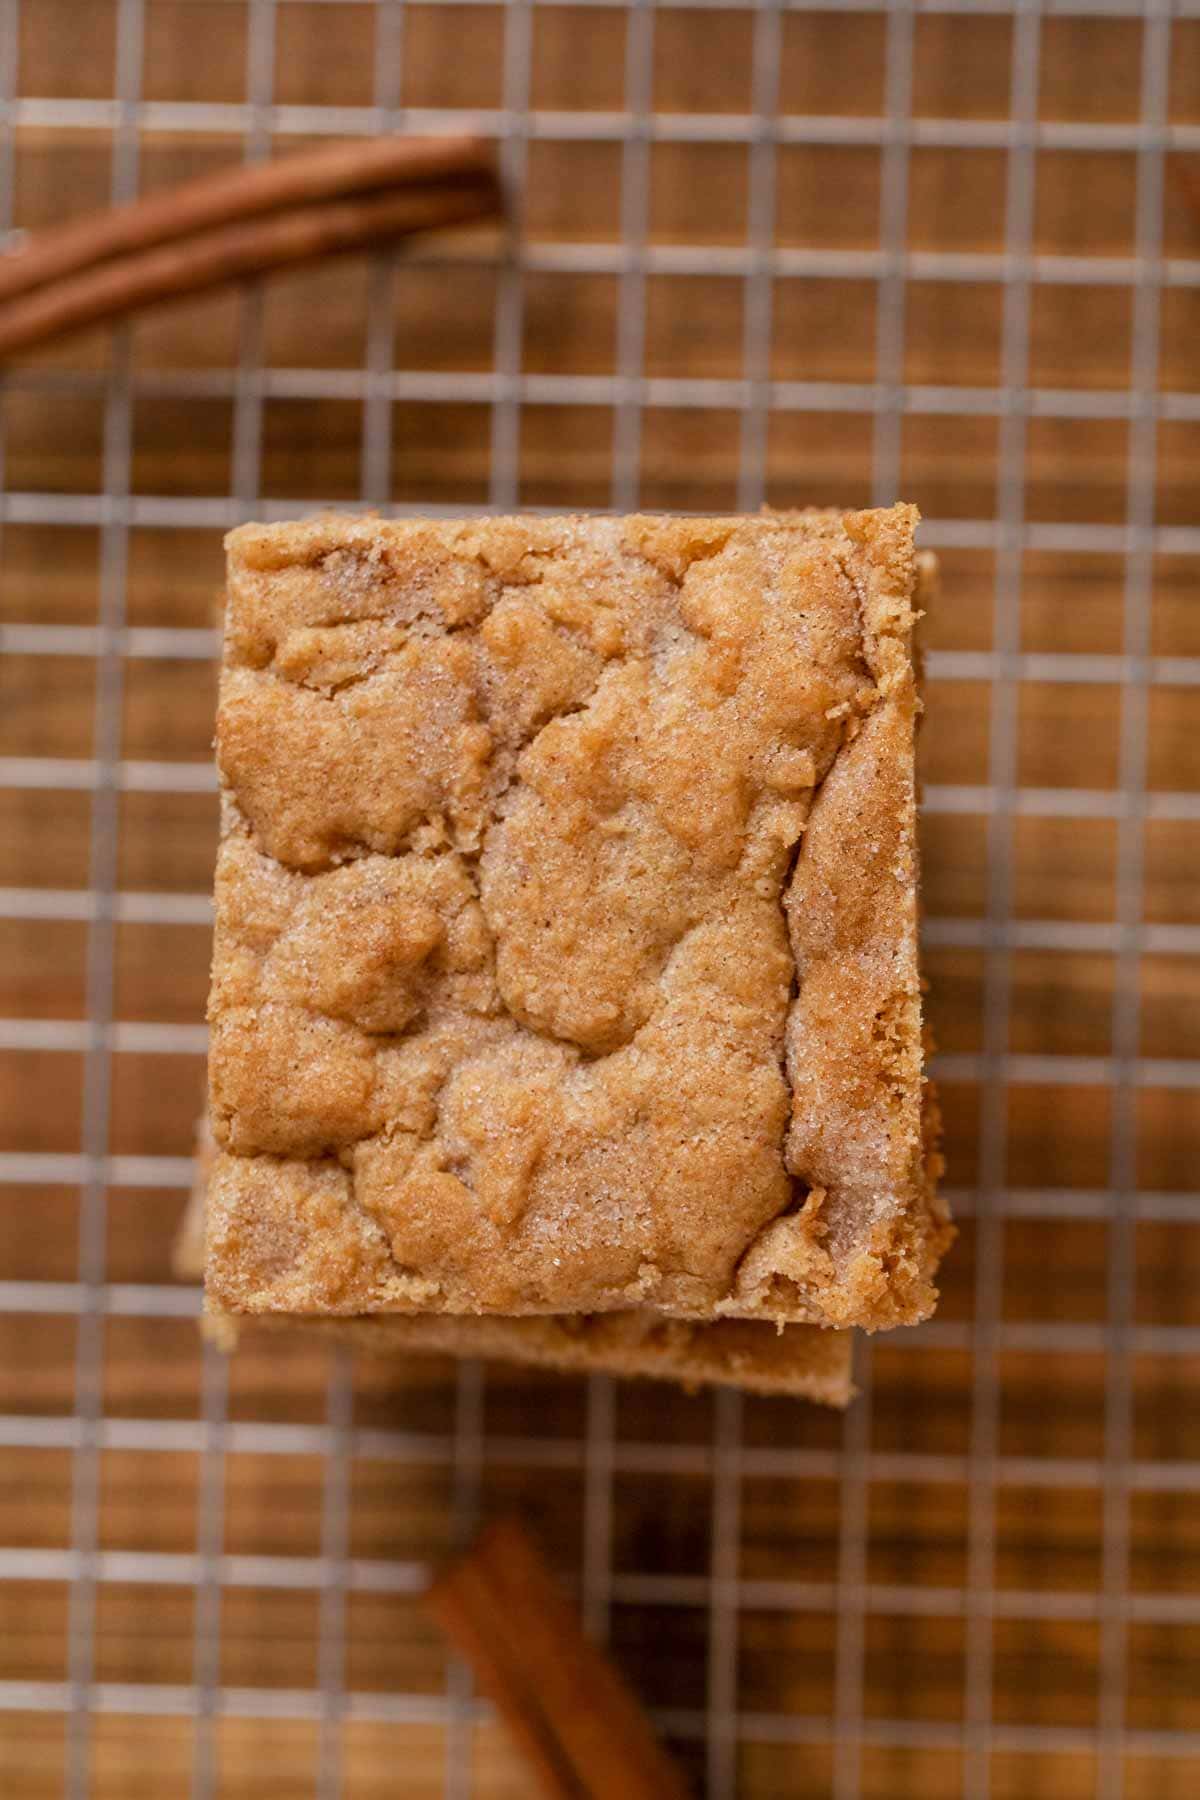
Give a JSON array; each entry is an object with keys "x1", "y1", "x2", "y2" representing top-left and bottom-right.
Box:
[
  {"x1": 424, "y1": 1518, "x2": 690, "y2": 1800},
  {"x1": 0, "y1": 174, "x2": 500, "y2": 360},
  {"x1": 0, "y1": 132, "x2": 494, "y2": 305}
]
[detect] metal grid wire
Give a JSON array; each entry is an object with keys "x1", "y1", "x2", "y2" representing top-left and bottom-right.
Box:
[{"x1": 1, "y1": 0, "x2": 1199, "y2": 1796}]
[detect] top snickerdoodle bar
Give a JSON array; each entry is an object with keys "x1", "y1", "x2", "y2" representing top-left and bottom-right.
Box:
[{"x1": 207, "y1": 506, "x2": 949, "y2": 1331}]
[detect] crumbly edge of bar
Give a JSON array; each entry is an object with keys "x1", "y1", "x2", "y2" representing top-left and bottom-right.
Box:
[
  {"x1": 201, "y1": 1307, "x2": 854, "y2": 1406},
  {"x1": 718, "y1": 526, "x2": 952, "y2": 1329},
  {"x1": 208, "y1": 508, "x2": 945, "y2": 1331},
  {"x1": 183, "y1": 1119, "x2": 851, "y2": 1404}
]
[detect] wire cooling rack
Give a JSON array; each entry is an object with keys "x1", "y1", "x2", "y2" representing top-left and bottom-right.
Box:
[{"x1": 1, "y1": 1, "x2": 1199, "y2": 1795}]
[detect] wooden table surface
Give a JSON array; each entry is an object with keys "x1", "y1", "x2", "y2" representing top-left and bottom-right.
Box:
[{"x1": 1, "y1": 3, "x2": 1199, "y2": 1796}]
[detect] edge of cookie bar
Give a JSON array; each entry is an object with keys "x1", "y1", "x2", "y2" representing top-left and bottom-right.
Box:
[
  {"x1": 717, "y1": 516, "x2": 952, "y2": 1329},
  {"x1": 201, "y1": 1306, "x2": 856, "y2": 1406},
  {"x1": 209, "y1": 508, "x2": 946, "y2": 1333},
  {"x1": 184, "y1": 1119, "x2": 852, "y2": 1404}
]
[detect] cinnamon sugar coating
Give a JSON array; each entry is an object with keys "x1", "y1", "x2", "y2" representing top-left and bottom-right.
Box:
[
  {"x1": 208, "y1": 508, "x2": 949, "y2": 1331},
  {"x1": 181, "y1": 1119, "x2": 853, "y2": 1404}
]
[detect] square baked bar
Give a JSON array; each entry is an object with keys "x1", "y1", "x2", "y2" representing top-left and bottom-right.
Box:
[{"x1": 207, "y1": 506, "x2": 949, "y2": 1332}]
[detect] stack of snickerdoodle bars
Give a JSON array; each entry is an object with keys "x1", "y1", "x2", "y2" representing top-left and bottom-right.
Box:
[{"x1": 199, "y1": 506, "x2": 950, "y2": 1406}]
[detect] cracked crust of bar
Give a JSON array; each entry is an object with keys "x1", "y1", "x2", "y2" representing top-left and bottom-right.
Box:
[
  {"x1": 207, "y1": 507, "x2": 946, "y2": 1330},
  {"x1": 186, "y1": 1116, "x2": 851, "y2": 1403},
  {"x1": 718, "y1": 506, "x2": 954, "y2": 1328}
]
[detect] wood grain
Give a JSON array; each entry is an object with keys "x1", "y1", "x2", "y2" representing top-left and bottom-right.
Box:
[{"x1": 1, "y1": 5, "x2": 1198, "y2": 1798}]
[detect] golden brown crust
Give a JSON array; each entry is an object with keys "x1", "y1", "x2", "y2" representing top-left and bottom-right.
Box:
[
  {"x1": 725, "y1": 512, "x2": 952, "y2": 1326},
  {"x1": 205, "y1": 1307, "x2": 856, "y2": 1405},
  {"x1": 208, "y1": 508, "x2": 945, "y2": 1330},
  {"x1": 181, "y1": 1121, "x2": 852, "y2": 1404}
]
